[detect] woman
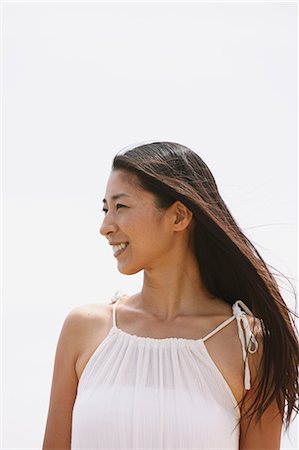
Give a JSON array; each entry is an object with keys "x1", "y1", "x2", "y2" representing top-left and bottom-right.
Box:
[{"x1": 43, "y1": 141, "x2": 298, "y2": 450}]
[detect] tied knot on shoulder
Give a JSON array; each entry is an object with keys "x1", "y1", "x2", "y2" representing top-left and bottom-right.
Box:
[
  {"x1": 232, "y1": 300, "x2": 259, "y2": 390},
  {"x1": 110, "y1": 290, "x2": 129, "y2": 304}
]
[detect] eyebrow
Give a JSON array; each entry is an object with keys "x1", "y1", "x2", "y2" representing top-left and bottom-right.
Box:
[{"x1": 102, "y1": 193, "x2": 130, "y2": 204}]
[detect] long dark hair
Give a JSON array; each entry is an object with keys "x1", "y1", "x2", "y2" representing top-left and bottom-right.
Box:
[{"x1": 111, "y1": 141, "x2": 298, "y2": 432}]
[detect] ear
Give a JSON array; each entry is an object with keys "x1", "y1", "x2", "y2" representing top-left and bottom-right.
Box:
[{"x1": 172, "y1": 201, "x2": 193, "y2": 231}]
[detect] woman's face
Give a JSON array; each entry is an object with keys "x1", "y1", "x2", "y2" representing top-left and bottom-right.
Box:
[{"x1": 100, "y1": 169, "x2": 178, "y2": 275}]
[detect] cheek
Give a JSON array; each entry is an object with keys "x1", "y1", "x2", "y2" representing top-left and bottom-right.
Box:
[
  {"x1": 127, "y1": 211, "x2": 170, "y2": 249},
  {"x1": 140, "y1": 228, "x2": 172, "y2": 253}
]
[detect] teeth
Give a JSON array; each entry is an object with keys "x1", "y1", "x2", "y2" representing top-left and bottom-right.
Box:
[{"x1": 113, "y1": 242, "x2": 128, "y2": 253}]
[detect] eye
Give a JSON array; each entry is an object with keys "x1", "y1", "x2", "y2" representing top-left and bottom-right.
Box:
[{"x1": 101, "y1": 204, "x2": 126, "y2": 214}]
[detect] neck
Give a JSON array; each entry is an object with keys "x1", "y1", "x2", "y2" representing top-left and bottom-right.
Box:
[{"x1": 137, "y1": 253, "x2": 217, "y2": 322}]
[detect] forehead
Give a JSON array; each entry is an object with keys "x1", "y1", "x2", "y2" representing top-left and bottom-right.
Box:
[{"x1": 103, "y1": 170, "x2": 146, "y2": 202}]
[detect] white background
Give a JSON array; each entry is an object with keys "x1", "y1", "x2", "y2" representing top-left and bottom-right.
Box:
[{"x1": 2, "y1": 1, "x2": 298, "y2": 448}]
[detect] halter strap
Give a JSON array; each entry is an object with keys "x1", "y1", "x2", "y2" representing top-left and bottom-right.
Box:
[
  {"x1": 202, "y1": 315, "x2": 236, "y2": 342},
  {"x1": 110, "y1": 291, "x2": 127, "y2": 328},
  {"x1": 112, "y1": 299, "x2": 119, "y2": 327}
]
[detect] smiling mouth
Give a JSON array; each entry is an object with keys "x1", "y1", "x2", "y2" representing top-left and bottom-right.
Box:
[{"x1": 113, "y1": 243, "x2": 129, "y2": 257}]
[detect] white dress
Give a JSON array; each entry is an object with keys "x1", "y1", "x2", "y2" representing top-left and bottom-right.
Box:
[{"x1": 71, "y1": 293, "x2": 258, "y2": 450}]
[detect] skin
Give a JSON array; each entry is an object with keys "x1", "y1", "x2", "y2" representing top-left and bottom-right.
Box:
[
  {"x1": 100, "y1": 169, "x2": 218, "y2": 320},
  {"x1": 42, "y1": 169, "x2": 283, "y2": 450}
]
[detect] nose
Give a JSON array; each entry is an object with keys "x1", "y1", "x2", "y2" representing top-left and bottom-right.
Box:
[{"x1": 99, "y1": 214, "x2": 118, "y2": 237}]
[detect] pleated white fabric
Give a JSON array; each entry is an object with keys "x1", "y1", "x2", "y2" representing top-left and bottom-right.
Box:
[{"x1": 71, "y1": 294, "x2": 258, "y2": 450}]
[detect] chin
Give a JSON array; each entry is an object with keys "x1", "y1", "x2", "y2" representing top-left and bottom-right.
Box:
[{"x1": 117, "y1": 263, "x2": 143, "y2": 276}]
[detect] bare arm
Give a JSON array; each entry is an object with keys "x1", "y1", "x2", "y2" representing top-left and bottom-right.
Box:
[
  {"x1": 42, "y1": 308, "x2": 82, "y2": 450},
  {"x1": 239, "y1": 325, "x2": 283, "y2": 450},
  {"x1": 239, "y1": 396, "x2": 283, "y2": 450}
]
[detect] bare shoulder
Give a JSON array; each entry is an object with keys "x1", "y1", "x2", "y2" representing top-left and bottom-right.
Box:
[
  {"x1": 42, "y1": 301, "x2": 113, "y2": 449},
  {"x1": 68, "y1": 301, "x2": 112, "y2": 322},
  {"x1": 66, "y1": 302, "x2": 113, "y2": 351},
  {"x1": 61, "y1": 301, "x2": 103, "y2": 334},
  {"x1": 67, "y1": 301, "x2": 115, "y2": 383}
]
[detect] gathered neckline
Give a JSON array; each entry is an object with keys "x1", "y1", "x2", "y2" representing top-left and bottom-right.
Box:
[
  {"x1": 110, "y1": 295, "x2": 244, "y2": 345},
  {"x1": 111, "y1": 323, "x2": 206, "y2": 344}
]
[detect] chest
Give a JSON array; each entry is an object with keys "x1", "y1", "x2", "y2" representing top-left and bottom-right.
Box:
[{"x1": 76, "y1": 317, "x2": 245, "y2": 406}]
